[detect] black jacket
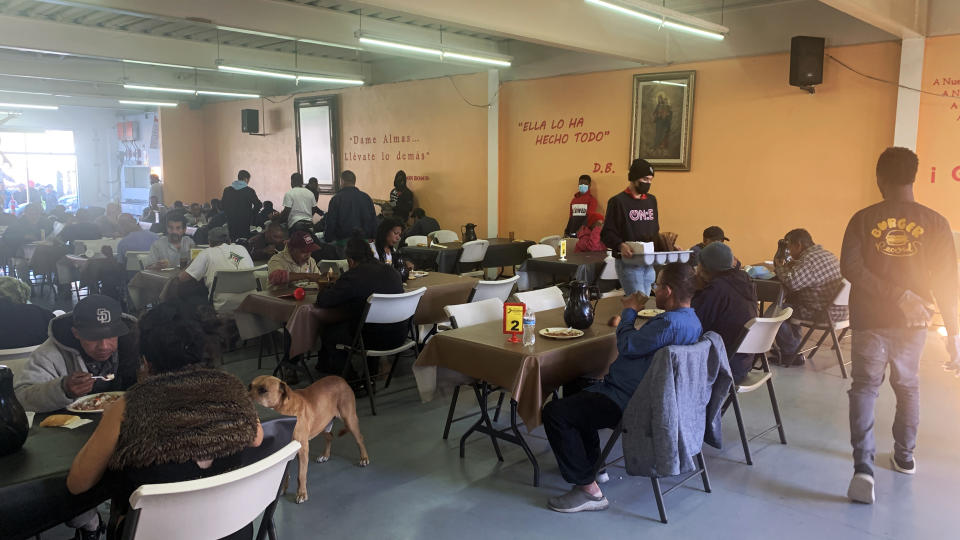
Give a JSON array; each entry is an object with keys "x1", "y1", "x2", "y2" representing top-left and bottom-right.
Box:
[
  {"x1": 404, "y1": 217, "x2": 440, "y2": 240},
  {"x1": 324, "y1": 186, "x2": 377, "y2": 242},
  {"x1": 221, "y1": 182, "x2": 262, "y2": 240},
  {"x1": 601, "y1": 190, "x2": 660, "y2": 256},
  {"x1": 0, "y1": 300, "x2": 53, "y2": 349},
  {"x1": 315, "y1": 261, "x2": 407, "y2": 350},
  {"x1": 691, "y1": 269, "x2": 758, "y2": 383},
  {"x1": 389, "y1": 187, "x2": 414, "y2": 222}
]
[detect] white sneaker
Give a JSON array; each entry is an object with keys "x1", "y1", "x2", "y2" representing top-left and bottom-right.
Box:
[
  {"x1": 596, "y1": 471, "x2": 610, "y2": 484},
  {"x1": 890, "y1": 454, "x2": 916, "y2": 475},
  {"x1": 847, "y1": 472, "x2": 875, "y2": 504}
]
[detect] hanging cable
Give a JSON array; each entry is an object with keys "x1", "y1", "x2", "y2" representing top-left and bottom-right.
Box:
[{"x1": 827, "y1": 54, "x2": 959, "y2": 100}]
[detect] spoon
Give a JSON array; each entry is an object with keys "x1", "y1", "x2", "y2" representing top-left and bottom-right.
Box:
[{"x1": 91, "y1": 374, "x2": 115, "y2": 381}]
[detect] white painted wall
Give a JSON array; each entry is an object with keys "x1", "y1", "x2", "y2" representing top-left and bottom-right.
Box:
[{"x1": 0, "y1": 106, "x2": 123, "y2": 207}]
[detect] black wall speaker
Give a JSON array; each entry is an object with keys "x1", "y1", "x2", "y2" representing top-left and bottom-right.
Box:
[
  {"x1": 241, "y1": 109, "x2": 259, "y2": 134},
  {"x1": 790, "y1": 36, "x2": 825, "y2": 92}
]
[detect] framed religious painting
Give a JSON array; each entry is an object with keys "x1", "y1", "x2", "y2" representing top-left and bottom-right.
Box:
[{"x1": 630, "y1": 71, "x2": 696, "y2": 171}]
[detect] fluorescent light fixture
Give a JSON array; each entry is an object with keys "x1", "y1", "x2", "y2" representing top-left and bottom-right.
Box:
[
  {"x1": 216, "y1": 25, "x2": 294, "y2": 41},
  {"x1": 197, "y1": 90, "x2": 261, "y2": 98},
  {"x1": 218, "y1": 65, "x2": 297, "y2": 80},
  {"x1": 652, "y1": 80, "x2": 687, "y2": 87},
  {"x1": 296, "y1": 75, "x2": 364, "y2": 86},
  {"x1": 0, "y1": 89, "x2": 53, "y2": 96},
  {"x1": 584, "y1": 0, "x2": 726, "y2": 40},
  {"x1": 299, "y1": 38, "x2": 362, "y2": 51},
  {"x1": 442, "y1": 51, "x2": 511, "y2": 67},
  {"x1": 119, "y1": 100, "x2": 178, "y2": 108},
  {"x1": 358, "y1": 36, "x2": 443, "y2": 57},
  {"x1": 123, "y1": 83, "x2": 195, "y2": 94},
  {"x1": 122, "y1": 59, "x2": 195, "y2": 70},
  {"x1": 0, "y1": 102, "x2": 58, "y2": 110}
]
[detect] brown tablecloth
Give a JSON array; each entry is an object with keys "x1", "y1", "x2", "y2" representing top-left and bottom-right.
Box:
[
  {"x1": 127, "y1": 269, "x2": 179, "y2": 310},
  {"x1": 405, "y1": 272, "x2": 478, "y2": 325},
  {"x1": 414, "y1": 295, "x2": 641, "y2": 430}
]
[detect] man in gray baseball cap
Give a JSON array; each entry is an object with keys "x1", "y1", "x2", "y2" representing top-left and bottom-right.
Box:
[{"x1": 14, "y1": 294, "x2": 138, "y2": 414}]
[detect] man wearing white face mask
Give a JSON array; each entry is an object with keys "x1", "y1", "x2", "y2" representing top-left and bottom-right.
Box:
[{"x1": 564, "y1": 174, "x2": 598, "y2": 237}]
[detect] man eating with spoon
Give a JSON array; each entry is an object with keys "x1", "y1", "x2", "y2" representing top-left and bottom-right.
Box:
[{"x1": 14, "y1": 295, "x2": 139, "y2": 414}]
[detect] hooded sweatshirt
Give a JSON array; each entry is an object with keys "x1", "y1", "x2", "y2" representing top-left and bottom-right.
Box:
[
  {"x1": 691, "y1": 269, "x2": 758, "y2": 383},
  {"x1": 13, "y1": 312, "x2": 139, "y2": 412},
  {"x1": 564, "y1": 190, "x2": 598, "y2": 236},
  {"x1": 600, "y1": 189, "x2": 660, "y2": 256},
  {"x1": 221, "y1": 180, "x2": 262, "y2": 240}
]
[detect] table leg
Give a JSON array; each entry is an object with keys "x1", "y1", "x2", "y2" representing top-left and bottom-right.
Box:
[{"x1": 509, "y1": 400, "x2": 540, "y2": 487}]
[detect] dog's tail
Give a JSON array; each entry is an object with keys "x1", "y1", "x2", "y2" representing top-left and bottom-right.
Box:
[{"x1": 337, "y1": 428, "x2": 349, "y2": 438}]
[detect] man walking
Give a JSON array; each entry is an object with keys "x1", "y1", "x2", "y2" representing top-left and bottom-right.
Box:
[{"x1": 841, "y1": 147, "x2": 959, "y2": 504}]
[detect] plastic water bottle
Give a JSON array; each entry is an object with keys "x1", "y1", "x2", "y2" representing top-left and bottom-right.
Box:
[{"x1": 522, "y1": 309, "x2": 537, "y2": 346}]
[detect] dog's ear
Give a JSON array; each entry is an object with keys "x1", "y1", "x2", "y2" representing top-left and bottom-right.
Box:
[{"x1": 280, "y1": 381, "x2": 289, "y2": 401}]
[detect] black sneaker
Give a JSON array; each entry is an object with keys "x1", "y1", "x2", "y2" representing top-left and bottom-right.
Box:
[{"x1": 890, "y1": 454, "x2": 916, "y2": 475}]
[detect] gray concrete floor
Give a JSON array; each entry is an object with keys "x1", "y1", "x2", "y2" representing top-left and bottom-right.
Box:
[{"x1": 220, "y1": 333, "x2": 959, "y2": 540}]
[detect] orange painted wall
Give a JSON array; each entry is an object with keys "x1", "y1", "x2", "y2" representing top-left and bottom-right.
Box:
[
  {"x1": 916, "y1": 34, "x2": 960, "y2": 227},
  {"x1": 499, "y1": 42, "x2": 901, "y2": 264},
  {"x1": 161, "y1": 73, "x2": 489, "y2": 234}
]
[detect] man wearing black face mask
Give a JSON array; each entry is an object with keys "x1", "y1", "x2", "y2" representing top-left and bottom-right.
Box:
[{"x1": 601, "y1": 158, "x2": 660, "y2": 295}]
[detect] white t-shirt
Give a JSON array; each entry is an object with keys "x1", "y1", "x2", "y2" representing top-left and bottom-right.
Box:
[
  {"x1": 185, "y1": 243, "x2": 254, "y2": 310},
  {"x1": 282, "y1": 186, "x2": 316, "y2": 228}
]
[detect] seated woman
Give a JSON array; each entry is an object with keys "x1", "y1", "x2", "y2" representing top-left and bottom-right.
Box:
[
  {"x1": 373, "y1": 217, "x2": 413, "y2": 274},
  {"x1": 314, "y1": 233, "x2": 407, "y2": 385},
  {"x1": 66, "y1": 303, "x2": 263, "y2": 539},
  {"x1": 574, "y1": 213, "x2": 607, "y2": 253}
]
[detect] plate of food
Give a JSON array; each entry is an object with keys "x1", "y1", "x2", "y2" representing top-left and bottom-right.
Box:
[
  {"x1": 637, "y1": 308, "x2": 665, "y2": 318},
  {"x1": 67, "y1": 391, "x2": 124, "y2": 413},
  {"x1": 539, "y1": 327, "x2": 584, "y2": 339}
]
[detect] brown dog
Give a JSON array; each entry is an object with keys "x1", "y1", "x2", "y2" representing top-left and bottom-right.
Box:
[{"x1": 249, "y1": 375, "x2": 369, "y2": 504}]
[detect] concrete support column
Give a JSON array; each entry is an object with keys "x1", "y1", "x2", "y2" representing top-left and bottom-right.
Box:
[
  {"x1": 486, "y1": 69, "x2": 499, "y2": 238},
  {"x1": 893, "y1": 37, "x2": 925, "y2": 150}
]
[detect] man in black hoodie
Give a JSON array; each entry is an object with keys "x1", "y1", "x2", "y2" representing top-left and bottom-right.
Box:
[
  {"x1": 691, "y1": 242, "x2": 758, "y2": 383},
  {"x1": 600, "y1": 158, "x2": 660, "y2": 295},
  {"x1": 324, "y1": 170, "x2": 377, "y2": 243},
  {"x1": 221, "y1": 169, "x2": 262, "y2": 241}
]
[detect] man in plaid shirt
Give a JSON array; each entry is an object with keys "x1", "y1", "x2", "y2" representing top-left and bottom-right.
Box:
[{"x1": 772, "y1": 228, "x2": 848, "y2": 365}]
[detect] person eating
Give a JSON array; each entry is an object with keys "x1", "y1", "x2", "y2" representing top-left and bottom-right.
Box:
[
  {"x1": 144, "y1": 213, "x2": 195, "y2": 271},
  {"x1": 267, "y1": 230, "x2": 325, "y2": 288}
]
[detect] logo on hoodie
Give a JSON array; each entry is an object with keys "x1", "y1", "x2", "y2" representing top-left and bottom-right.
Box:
[{"x1": 629, "y1": 209, "x2": 655, "y2": 222}]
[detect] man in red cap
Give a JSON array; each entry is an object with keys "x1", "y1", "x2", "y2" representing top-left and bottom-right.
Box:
[
  {"x1": 574, "y1": 213, "x2": 606, "y2": 252},
  {"x1": 267, "y1": 230, "x2": 324, "y2": 287}
]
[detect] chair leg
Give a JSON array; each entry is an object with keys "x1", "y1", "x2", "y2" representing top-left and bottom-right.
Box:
[
  {"x1": 257, "y1": 335, "x2": 266, "y2": 369},
  {"x1": 492, "y1": 391, "x2": 506, "y2": 422},
  {"x1": 697, "y1": 452, "x2": 711, "y2": 492},
  {"x1": 796, "y1": 325, "x2": 816, "y2": 353},
  {"x1": 728, "y1": 390, "x2": 752, "y2": 465},
  {"x1": 809, "y1": 330, "x2": 830, "y2": 360},
  {"x1": 830, "y1": 325, "x2": 849, "y2": 378},
  {"x1": 442, "y1": 385, "x2": 461, "y2": 440},
  {"x1": 360, "y1": 351, "x2": 376, "y2": 415},
  {"x1": 651, "y1": 477, "x2": 668, "y2": 524},
  {"x1": 766, "y1": 379, "x2": 788, "y2": 444},
  {"x1": 384, "y1": 353, "x2": 402, "y2": 389},
  {"x1": 832, "y1": 327, "x2": 850, "y2": 349}
]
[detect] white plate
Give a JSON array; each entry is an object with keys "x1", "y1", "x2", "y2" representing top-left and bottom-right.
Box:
[
  {"x1": 538, "y1": 327, "x2": 584, "y2": 339},
  {"x1": 66, "y1": 391, "x2": 124, "y2": 413},
  {"x1": 637, "y1": 308, "x2": 665, "y2": 318},
  {"x1": 411, "y1": 271, "x2": 429, "y2": 278}
]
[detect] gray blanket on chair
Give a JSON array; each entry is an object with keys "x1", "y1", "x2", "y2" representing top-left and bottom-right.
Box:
[{"x1": 621, "y1": 331, "x2": 733, "y2": 478}]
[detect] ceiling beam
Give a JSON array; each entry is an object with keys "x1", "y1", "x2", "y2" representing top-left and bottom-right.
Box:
[
  {"x1": 0, "y1": 13, "x2": 367, "y2": 78},
  {"x1": 43, "y1": 0, "x2": 503, "y2": 55},
  {"x1": 817, "y1": 0, "x2": 927, "y2": 38},
  {"x1": 329, "y1": 0, "x2": 685, "y2": 63}
]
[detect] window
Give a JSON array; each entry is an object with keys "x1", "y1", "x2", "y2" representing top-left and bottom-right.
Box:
[
  {"x1": 294, "y1": 95, "x2": 340, "y2": 195},
  {"x1": 0, "y1": 130, "x2": 78, "y2": 211}
]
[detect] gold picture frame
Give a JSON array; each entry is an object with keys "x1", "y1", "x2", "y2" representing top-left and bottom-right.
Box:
[{"x1": 630, "y1": 71, "x2": 696, "y2": 171}]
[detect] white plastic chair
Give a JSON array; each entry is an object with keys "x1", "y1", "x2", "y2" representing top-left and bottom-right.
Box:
[
  {"x1": 125, "y1": 251, "x2": 151, "y2": 272},
  {"x1": 599, "y1": 253, "x2": 619, "y2": 280},
  {"x1": 405, "y1": 235, "x2": 429, "y2": 247},
  {"x1": 514, "y1": 286, "x2": 565, "y2": 313},
  {"x1": 470, "y1": 275, "x2": 519, "y2": 303},
  {"x1": 428, "y1": 230, "x2": 459, "y2": 244},
  {"x1": 792, "y1": 279, "x2": 852, "y2": 378},
  {"x1": 0, "y1": 345, "x2": 41, "y2": 379},
  {"x1": 440, "y1": 298, "x2": 506, "y2": 439},
  {"x1": 539, "y1": 235, "x2": 562, "y2": 251},
  {"x1": 726, "y1": 307, "x2": 792, "y2": 465},
  {"x1": 208, "y1": 267, "x2": 262, "y2": 313},
  {"x1": 120, "y1": 440, "x2": 301, "y2": 540},
  {"x1": 526, "y1": 244, "x2": 556, "y2": 258},
  {"x1": 336, "y1": 287, "x2": 427, "y2": 415},
  {"x1": 457, "y1": 239, "x2": 489, "y2": 276}
]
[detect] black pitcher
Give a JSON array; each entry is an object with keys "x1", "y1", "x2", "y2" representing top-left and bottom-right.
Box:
[
  {"x1": 462, "y1": 223, "x2": 478, "y2": 242},
  {"x1": 564, "y1": 280, "x2": 601, "y2": 329},
  {"x1": 0, "y1": 365, "x2": 29, "y2": 456}
]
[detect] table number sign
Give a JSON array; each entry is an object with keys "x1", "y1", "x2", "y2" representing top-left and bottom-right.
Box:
[{"x1": 503, "y1": 302, "x2": 525, "y2": 343}]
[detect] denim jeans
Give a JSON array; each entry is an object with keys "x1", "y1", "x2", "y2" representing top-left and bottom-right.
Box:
[
  {"x1": 615, "y1": 259, "x2": 656, "y2": 295},
  {"x1": 848, "y1": 328, "x2": 927, "y2": 469},
  {"x1": 764, "y1": 302, "x2": 803, "y2": 356}
]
